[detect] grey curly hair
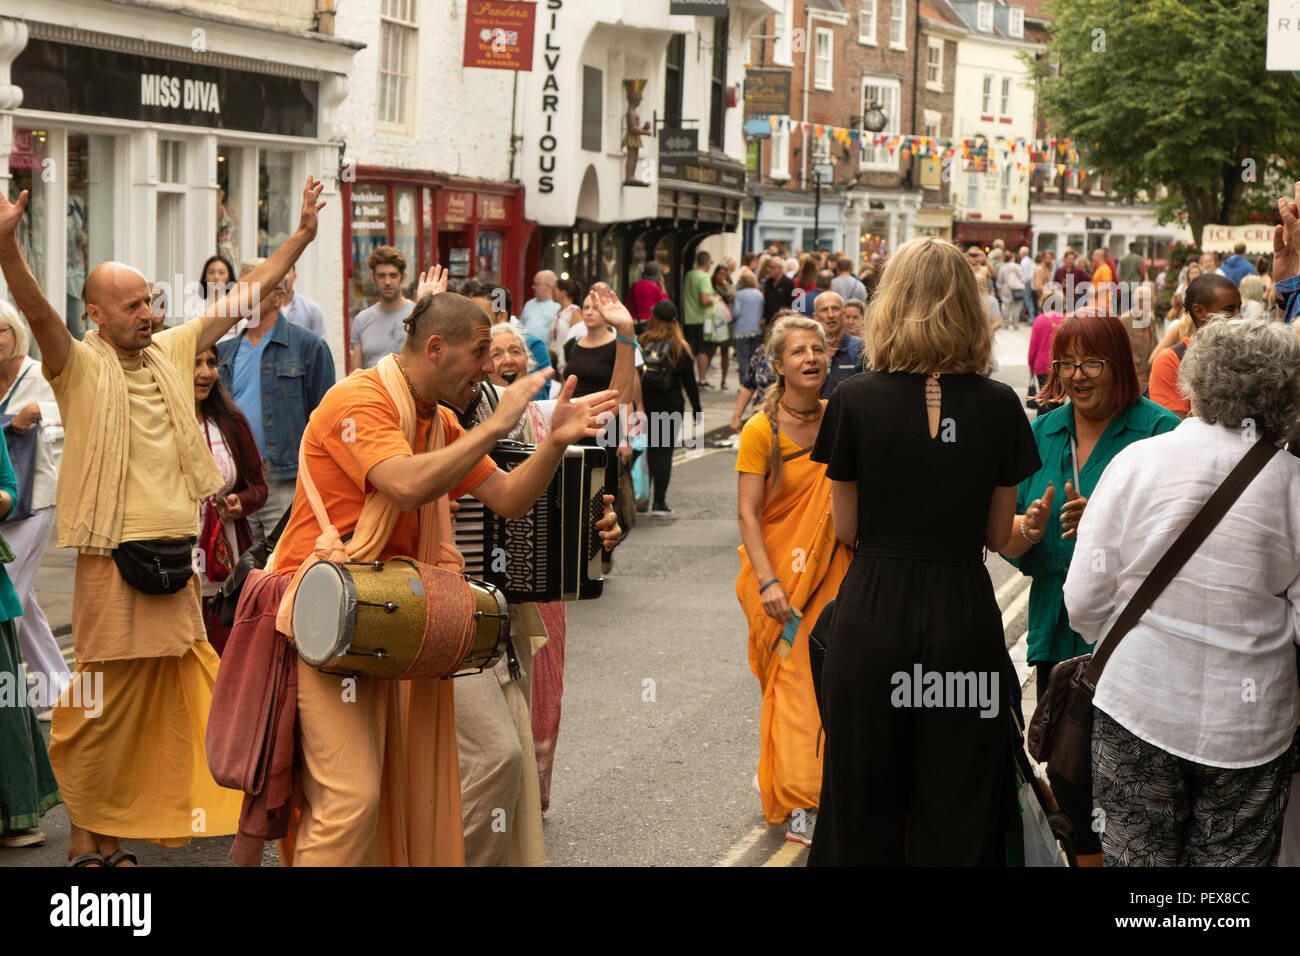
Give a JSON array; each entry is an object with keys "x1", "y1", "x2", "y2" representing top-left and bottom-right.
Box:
[{"x1": 1178, "y1": 316, "x2": 1300, "y2": 443}]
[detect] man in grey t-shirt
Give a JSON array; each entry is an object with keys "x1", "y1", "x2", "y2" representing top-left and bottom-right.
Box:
[
  {"x1": 829, "y1": 257, "x2": 867, "y2": 303},
  {"x1": 350, "y1": 245, "x2": 412, "y2": 369}
]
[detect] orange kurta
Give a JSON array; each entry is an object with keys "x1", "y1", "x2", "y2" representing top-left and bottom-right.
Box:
[{"x1": 736, "y1": 411, "x2": 852, "y2": 825}]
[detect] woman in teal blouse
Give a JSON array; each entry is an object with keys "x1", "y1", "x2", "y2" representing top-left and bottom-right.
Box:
[
  {"x1": 998, "y1": 311, "x2": 1178, "y2": 866},
  {"x1": 0, "y1": 428, "x2": 60, "y2": 850}
]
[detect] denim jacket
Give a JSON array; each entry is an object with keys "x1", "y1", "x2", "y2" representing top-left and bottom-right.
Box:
[{"x1": 217, "y1": 313, "x2": 336, "y2": 480}]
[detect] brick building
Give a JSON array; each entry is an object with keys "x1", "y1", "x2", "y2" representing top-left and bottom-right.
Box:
[{"x1": 746, "y1": 0, "x2": 956, "y2": 262}]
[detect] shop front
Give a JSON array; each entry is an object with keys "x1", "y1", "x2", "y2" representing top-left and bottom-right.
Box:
[
  {"x1": 1, "y1": 17, "x2": 355, "y2": 360},
  {"x1": 842, "y1": 189, "x2": 923, "y2": 266},
  {"x1": 343, "y1": 171, "x2": 526, "y2": 359},
  {"x1": 954, "y1": 220, "x2": 1032, "y2": 252},
  {"x1": 1029, "y1": 203, "x2": 1192, "y2": 264},
  {"x1": 752, "y1": 187, "x2": 843, "y2": 255}
]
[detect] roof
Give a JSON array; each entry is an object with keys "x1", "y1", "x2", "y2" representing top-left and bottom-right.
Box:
[
  {"x1": 941, "y1": 0, "x2": 1047, "y2": 41},
  {"x1": 920, "y1": 1, "x2": 968, "y2": 30}
]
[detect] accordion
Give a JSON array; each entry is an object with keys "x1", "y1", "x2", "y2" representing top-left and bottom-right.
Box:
[{"x1": 454, "y1": 440, "x2": 607, "y2": 603}]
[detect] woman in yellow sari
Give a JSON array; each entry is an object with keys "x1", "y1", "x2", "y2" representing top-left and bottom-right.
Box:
[{"x1": 736, "y1": 315, "x2": 852, "y2": 846}]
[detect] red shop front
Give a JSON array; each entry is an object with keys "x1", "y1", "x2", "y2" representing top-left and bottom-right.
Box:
[{"x1": 342, "y1": 169, "x2": 529, "y2": 370}]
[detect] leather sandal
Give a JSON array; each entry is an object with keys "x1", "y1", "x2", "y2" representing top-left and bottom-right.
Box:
[
  {"x1": 68, "y1": 852, "x2": 106, "y2": 867},
  {"x1": 104, "y1": 848, "x2": 138, "y2": 867}
]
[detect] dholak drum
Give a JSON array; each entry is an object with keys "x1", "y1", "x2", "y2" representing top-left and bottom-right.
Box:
[{"x1": 291, "y1": 557, "x2": 509, "y2": 680}]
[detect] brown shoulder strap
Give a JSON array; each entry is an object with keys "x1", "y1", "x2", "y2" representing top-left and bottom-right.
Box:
[{"x1": 1084, "y1": 439, "x2": 1280, "y2": 688}]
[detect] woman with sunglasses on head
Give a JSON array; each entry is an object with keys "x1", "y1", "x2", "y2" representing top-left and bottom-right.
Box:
[{"x1": 998, "y1": 310, "x2": 1179, "y2": 866}]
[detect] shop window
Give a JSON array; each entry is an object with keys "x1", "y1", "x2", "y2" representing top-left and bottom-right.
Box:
[
  {"x1": 600, "y1": 232, "x2": 623, "y2": 295},
  {"x1": 393, "y1": 185, "x2": 419, "y2": 282},
  {"x1": 654, "y1": 234, "x2": 678, "y2": 301},
  {"x1": 216, "y1": 144, "x2": 244, "y2": 263},
  {"x1": 67, "y1": 133, "x2": 116, "y2": 339},
  {"x1": 710, "y1": 17, "x2": 730, "y2": 148},
  {"x1": 258, "y1": 150, "x2": 295, "y2": 258},
  {"x1": 476, "y1": 231, "x2": 503, "y2": 287},
  {"x1": 8, "y1": 129, "x2": 48, "y2": 323},
  {"x1": 1037, "y1": 233, "x2": 1058, "y2": 257},
  {"x1": 582, "y1": 66, "x2": 602, "y2": 153},
  {"x1": 664, "y1": 35, "x2": 685, "y2": 127},
  {"x1": 158, "y1": 139, "x2": 184, "y2": 184},
  {"x1": 349, "y1": 183, "x2": 391, "y2": 319},
  {"x1": 378, "y1": 0, "x2": 418, "y2": 132}
]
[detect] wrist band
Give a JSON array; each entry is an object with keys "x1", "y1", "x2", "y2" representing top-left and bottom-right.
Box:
[
  {"x1": 1020, "y1": 518, "x2": 1039, "y2": 546},
  {"x1": 759, "y1": 578, "x2": 779, "y2": 594},
  {"x1": 615, "y1": 333, "x2": 636, "y2": 346}
]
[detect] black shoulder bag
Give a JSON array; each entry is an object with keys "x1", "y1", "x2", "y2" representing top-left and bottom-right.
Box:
[
  {"x1": 210, "y1": 505, "x2": 293, "y2": 626},
  {"x1": 1027, "y1": 439, "x2": 1279, "y2": 787}
]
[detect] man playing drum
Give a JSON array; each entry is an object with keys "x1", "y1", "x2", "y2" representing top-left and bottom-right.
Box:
[{"x1": 269, "y1": 288, "x2": 620, "y2": 865}]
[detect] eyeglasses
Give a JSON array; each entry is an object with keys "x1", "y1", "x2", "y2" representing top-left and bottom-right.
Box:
[{"x1": 1052, "y1": 359, "x2": 1108, "y2": 379}]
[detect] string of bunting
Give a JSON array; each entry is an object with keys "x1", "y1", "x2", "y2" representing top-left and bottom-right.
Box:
[{"x1": 766, "y1": 116, "x2": 1101, "y2": 176}]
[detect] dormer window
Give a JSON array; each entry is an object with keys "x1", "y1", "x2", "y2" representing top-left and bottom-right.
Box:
[
  {"x1": 977, "y1": 2, "x2": 993, "y2": 32},
  {"x1": 1008, "y1": 7, "x2": 1024, "y2": 38}
]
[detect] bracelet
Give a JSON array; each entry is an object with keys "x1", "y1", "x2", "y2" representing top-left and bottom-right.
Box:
[
  {"x1": 759, "y1": 578, "x2": 779, "y2": 594},
  {"x1": 1020, "y1": 518, "x2": 1040, "y2": 546},
  {"x1": 615, "y1": 333, "x2": 636, "y2": 346}
]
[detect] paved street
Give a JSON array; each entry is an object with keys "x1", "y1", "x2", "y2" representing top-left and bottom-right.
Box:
[{"x1": 3, "y1": 325, "x2": 1038, "y2": 867}]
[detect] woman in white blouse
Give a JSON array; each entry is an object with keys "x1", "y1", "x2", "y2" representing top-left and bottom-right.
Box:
[
  {"x1": 0, "y1": 301, "x2": 67, "y2": 714},
  {"x1": 1064, "y1": 318, "x2": 1300, "y2": 866}
]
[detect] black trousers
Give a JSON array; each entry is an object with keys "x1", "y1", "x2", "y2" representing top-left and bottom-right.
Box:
[{"x1": 644, "y1": 406, "x2": 681, "y2": 507}]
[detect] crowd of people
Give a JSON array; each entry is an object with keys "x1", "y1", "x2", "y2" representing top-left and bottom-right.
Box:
[
  {"x1": 732, "y1": 181, "x2": 1300, "y2": 867},
  {"x1": 5, "y1": 159, "x2": 1300, "y2": 869}
]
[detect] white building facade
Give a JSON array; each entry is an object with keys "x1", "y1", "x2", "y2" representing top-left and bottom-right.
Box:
[
  {"x1": 944, "y1": 0, "x2": 1039, "y2": 251},
  {"x1": 517, "y1": 0, "x2": 777, "y2": 302},
  {"x1": 0, "y1": 0, "x2": 358, "y2": 369}
]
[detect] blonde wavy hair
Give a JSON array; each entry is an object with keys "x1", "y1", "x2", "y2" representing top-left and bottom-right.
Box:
[
  {"x1": 759, "y1": 315, "x2": 827, "y2": 493},
  {"x1": 866, "y1": 237, "x2": 993, "y2": 374}
]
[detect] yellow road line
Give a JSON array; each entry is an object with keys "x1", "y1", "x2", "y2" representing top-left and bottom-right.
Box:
[
  {"x1": 761, "y1": 841, "x2": 806, "y2": 867},
  {"x1": 713, "y1": 824, "x2": 766, "y2": 867}
]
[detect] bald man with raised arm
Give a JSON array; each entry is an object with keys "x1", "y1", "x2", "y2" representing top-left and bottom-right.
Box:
[{"x1": 0, "y1": 176, "x2": 325, "y2": 868}]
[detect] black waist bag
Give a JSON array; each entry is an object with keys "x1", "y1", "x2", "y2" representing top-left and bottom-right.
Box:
[{"x1": 112, "y1": 537, "x2": 197, "y2": 595}]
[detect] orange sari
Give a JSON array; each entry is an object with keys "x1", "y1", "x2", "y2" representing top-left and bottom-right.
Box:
[{"x1": 736, "y1": 411, "x2": 851, "y2": 825}]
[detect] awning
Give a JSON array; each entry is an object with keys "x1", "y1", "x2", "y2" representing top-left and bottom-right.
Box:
[{"x1": 1199, "y1": 224, "x2": 1276, "y2": 255}]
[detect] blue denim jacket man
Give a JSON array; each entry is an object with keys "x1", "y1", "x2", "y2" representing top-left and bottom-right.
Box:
[{"x1": 218, "y1": 311, "x2": 334, "y2": 478}]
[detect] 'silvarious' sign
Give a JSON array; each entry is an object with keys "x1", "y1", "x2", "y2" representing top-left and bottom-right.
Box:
[{"x1": 464, "y1": 0, "x2": 538, "y2": 71}]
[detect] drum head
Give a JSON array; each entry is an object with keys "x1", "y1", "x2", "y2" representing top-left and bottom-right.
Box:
[{"x1": 292, "y1": 562, "x2": 355, "y2": 667}]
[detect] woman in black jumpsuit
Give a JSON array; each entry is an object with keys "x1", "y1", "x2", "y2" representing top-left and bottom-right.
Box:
[{"x1": 807, "y1": 237, "x2": 1039, "y2": 866}]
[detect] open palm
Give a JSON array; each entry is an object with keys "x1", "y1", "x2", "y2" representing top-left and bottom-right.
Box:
[{"x1": 0, "y1": 190, "x2": 28, "y2": 237}]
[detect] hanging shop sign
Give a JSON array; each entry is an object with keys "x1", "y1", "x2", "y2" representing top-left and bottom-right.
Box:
[
  {"x1": 744, "y1": 69, "x2": 792, "y2": 117},
  {"x1": 464, "y1": 0, "x2": 538, "y2": 71}
]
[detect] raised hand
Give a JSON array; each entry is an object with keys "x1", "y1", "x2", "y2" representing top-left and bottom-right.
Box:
[
  {"x1": 0, "y1": 189, "x2": 28, "y2": 238},
  {"x1": 590, "y1": 285, "x2": 635, "y2": 339},
  {"x1": 1060, "y1": 479, "x2": 1087, "y2": 539},
  {"x1": 548, "y1": 376, "x2": 618, "y2": 447},
  {"x1": 415, "y1": 264, "x2": 449, "y2": 299},
  {"x1": 1022, "y1": 481, "x2": 1055, "y2": 543},
  {"x1": 297, "y1": 176, "x2": 326, "y2": 239},
  {"x1": 1274, "y1": 181, "x2": 1300, "y2": 284},
  {"x1": 489, "y1": 367, "x2": 554, "y2": 437}
]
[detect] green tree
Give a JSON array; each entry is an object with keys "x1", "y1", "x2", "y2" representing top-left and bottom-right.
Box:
[{"x1": 1029, "y1": 0, "x2": 1300, "y2": 244}]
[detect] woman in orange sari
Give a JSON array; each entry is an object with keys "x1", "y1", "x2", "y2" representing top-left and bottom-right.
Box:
[{"x1": 736, "y1": 315, "x2": 852, "y2": 846}]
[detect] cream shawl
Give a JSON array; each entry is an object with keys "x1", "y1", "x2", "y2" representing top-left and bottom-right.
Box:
[{"x1": 70, "y1": 331, "x2": 223, "y2": 554}]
